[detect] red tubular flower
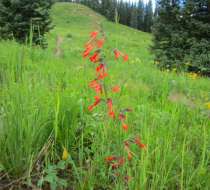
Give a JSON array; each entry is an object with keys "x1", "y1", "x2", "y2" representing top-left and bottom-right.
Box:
[
  {"x1": 124, "y1": 141, "x2": 129, "y2": 146},
  {"x1": 114, "y1": 49, "x2": 128, "y2": 62},
  {"x1": 94, "y1": 63, "x2": 103, "y2": 72},
  {"x1": 97, "y1": 67, "x2": 104, "y2": 79},
  {"x1": 113, "y1": 49, "x2": 118, "y2": 59},
  {"x1": 126, "y1": 108, "x2": 132, "y2": 111},
  {"x1": 83, "y1": 35, "x2": 96, "y2": 48},
  {"x1": 120, "y1": 117, "x2": 129, "y2": 130},
  {"x1": 88, "y1": 78, "x2": 98, "y2": 88},
  {"x1": 106, "y1": 98, "x2": 113, "y2": 109},
  {"x1": 89, "y1": 52, "x2": 98, "y2": 62},
  {"x1": 96, "y1": 36, "x2": 105, "y2": 48},
  {"x1": 89, "y1": 50, "x2": 101, "y2": 62},
  {"x1": 125, "y1": 146, "x2": 131, "y2": 159},
  {"x1": 133, "y1": 137, "x2": 145, "y2": 148},
  {"x1": 106, "y1": 98, "x2": 115, "y2": 118},
  {"x1": 93, "y1": 58, "x2": 103, "y2": 63},
  {"x1": 87, "y1": 99, "x2": 101, "y2": 111},
  {"x1": 93, "y1": 83, "x2": 103, "y2": 94},
  {"x1": 105, "y1": 155, "x2": 116, "y2": 163},
  {"x1": 82, "y1": 43, "x2": 95, "y2": 58},
  {"x1": 125, "y1": 175, "x2": 129, "y2": 180},
  {"x1": 108, "y1": 109, "x2": 115, "y2": 118},
  {"x1": 117, "y1": 113, "x2": 126, "y2": 119},
  {"x1": 118, "y1": 156, "x2": 124, "y2": 164},
  {"x1": 118, "y1": 114, "x2": 128, "y2": 130},
  {"x1": 111, "y1": 162, "x2": 120, "y2": 167},
  {"x1": 90, "y1": 29, "x2": 101, "y2": 37},
  {"x1": 111, "y1": 157, "x2": 124, "y2": 167},
  {"x1": 95, "y1": 89, "x2": 101, "y2": 101},
  {"x1": 111, "y1": 85, "x2": 120, "y2": 91},
  {"x1": 93, "y1": 59, "x2": 99, "y2": 63}
]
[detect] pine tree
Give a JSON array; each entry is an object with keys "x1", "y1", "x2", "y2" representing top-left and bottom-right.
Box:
[
  {"x1": 137, "y1": 0, "x2": 144, "y2": 30},
  {"x1": 101, "y1": 0, "x2": 106, "y2": 15},
  {"x1": 149, "y1": 0, "x2": 180, "y2": 65},
  {"x1": 118, "y1": 0, "x2": 125, "y2": 25},
  {"x1": 109, "y1": 0, "x2": 117, "y2": 22},
  {"x1": 0, "y1": 0, "x2": 56, "y2": 47},
  {"x1": 179, "y1": 0, "x2": 210, "y2": 75},
  {"x1": 126, "y1": 1, "x2": 132, "y2": 26},
  {"x1": 130, "y1": 3, "x2": 138, "y2": 29},
  {"x1": 144, "y1": 0, "x2": 153, "y2": 33}
]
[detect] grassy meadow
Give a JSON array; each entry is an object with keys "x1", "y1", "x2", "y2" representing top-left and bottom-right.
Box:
[{"x1": 0, "y1": 2, "x2": 210, "y2": 190}]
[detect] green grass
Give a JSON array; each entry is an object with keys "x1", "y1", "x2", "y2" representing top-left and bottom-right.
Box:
[{"x1": 0, "y1": 2, "x2": 210, "y2": 190}]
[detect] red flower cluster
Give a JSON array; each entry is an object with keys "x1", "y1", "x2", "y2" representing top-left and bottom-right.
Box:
[{"x1": 82, "y1": 25, "x2": 144, "y2": 183}]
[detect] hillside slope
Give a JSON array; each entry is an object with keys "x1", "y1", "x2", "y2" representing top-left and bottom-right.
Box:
[{"x1": 50, "y1": 2, "x2": 153, "y2": 62}]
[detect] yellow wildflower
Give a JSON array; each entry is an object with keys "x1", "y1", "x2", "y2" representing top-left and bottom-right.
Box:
[
  {"x1": 130, "y1": 61, "x2": 135, "y2": 63},
  {"x1": 155, "y1": 61, "x2": 159, "y2": 64},
  {"x1": 62, "y1": 148, "x2": 67, "y2": 160},
  {"x1": 205, "y1": 98, "x2": 209, "y2": 101},
  {"x1": 204, "y1": 102, "x2": 210, "y2": 108},
  {"x1": 185, "y1": 62, "x2": 190, "y2": 65},
  {"x1": 173, "y1": 68, "x2": 177, "y2": 71},
  {"x1": 201, "y1": 91, "x2": 204, "y2": 93}
]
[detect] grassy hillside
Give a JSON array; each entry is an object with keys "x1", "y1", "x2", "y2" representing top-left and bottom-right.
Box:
[{"x1": 0, "y1": 2, "x2": 210, "y2": 190}]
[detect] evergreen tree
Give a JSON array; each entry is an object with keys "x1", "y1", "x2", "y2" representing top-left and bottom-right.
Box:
[
  {"x1": 105, "y1": 0, "x2": 111, "y2": 20},
  {"x1": 137, "y1": 0, "x2": 144, "y2": 30},
  {"x1": 0, "y1": 0, "x2": 56, "y2": 47},
  {"x1": 144, "y1": 0, "x2": 153, "y2": 33},
  {"x1": 126, "y1": 1, "x2": 132, "y2": 26},
  {"x1": 179, "y1": 0, "x2": 210, "y2": 74},
  {"x1": 118, "y1": 0, "x2": 125, "y2": 25},
  {"x1": 130, "y1": 3, "x2": 138, "y2": 29},
  {"x1": 150, "y1": 0, "x2": 186, "y2": 69},
  {"x1": 101, "y1": 0, "x2": 106, "y2": 15},
  {"x1": 109, "y1": 0, "x2": 117, "y2": 22},
  {"x1": 90, "y1": 0, "x2": 100, "y2": 11},
  {"x1": 124, "y1": 2, "x2": 129, "y2": 25},
  {"x1": 150, "y1": 0, "x2": 210, "y2": 75},
  {"x1": 86, "y1": 0, "x2": 91, "y2": 7}
]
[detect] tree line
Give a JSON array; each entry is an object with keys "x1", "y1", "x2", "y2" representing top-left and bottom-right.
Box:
[
  {"x1": 150, "y1": 0, "x2": 210, "y2": 75},
  {"x1": 58, "y1": 0, "x2": 155, "y2": 33}
]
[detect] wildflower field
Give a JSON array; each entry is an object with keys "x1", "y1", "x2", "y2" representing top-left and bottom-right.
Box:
[{"x1": 0, "y1": 3, "x2": 210, "y2": 190}]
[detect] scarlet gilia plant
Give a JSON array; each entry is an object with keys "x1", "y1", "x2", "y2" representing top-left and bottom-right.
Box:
[{"x1": 82, "y1": 22, "x2": 145, "y2": 183}]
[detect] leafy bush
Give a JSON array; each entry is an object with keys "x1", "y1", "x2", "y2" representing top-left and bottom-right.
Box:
[{"x1": 65, "y1": 33, "x2": 73, "y2": 38}]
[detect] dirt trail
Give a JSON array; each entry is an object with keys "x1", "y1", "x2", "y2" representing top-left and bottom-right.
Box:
[{"x1": 55, "y1": 37, "x2": 63, "y2": 56}]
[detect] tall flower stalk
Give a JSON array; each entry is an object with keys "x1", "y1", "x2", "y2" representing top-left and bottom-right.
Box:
[{"x1": 81, "y1": 18, "x2": 145, "y2": 186}]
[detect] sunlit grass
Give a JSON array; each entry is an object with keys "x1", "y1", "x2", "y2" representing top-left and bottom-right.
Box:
[{"x1": 0, "y1": 2, "x2": 210, "y2": 189}]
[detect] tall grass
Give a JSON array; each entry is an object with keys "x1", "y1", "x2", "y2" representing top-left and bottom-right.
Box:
[{"x1": 0, "y1": 2, "x2": 210, "y2": 189}]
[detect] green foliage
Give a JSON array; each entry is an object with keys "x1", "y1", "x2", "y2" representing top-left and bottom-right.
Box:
[
  {"x1": 1, "y1": 2, "x2": 210, "y2": 189},
  {"x1": 130, "y1": 3, "x2": 138, "y2": 29},
  {"x1": 0, "y1": 0, "x2": 56, "y2": 47},
  {"x1": 150, "y1": 0, "x2": 210, "y2": 75},
  {"x1": 144, "y1": 0, "x2": 153, "y2": 33},
  {"x1": 137, "y1": 0, "x2": 144, "y2": 30},
  {"x1": 37, "y1": 161, "x2": 67, "y2": 190},
  {"x1": 65, "y1": 33, "x2": 73, "y2": 38}
]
